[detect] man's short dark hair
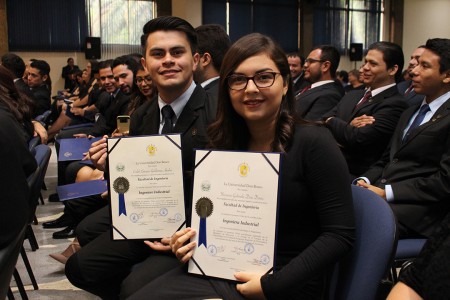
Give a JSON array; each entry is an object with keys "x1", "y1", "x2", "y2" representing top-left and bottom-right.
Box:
[
  {"x1": 112, "y1": 55, "x2": 140, "y2": 75},
  {"x1": 1, "y1": 53, "x2": 25, "y2": 78},
  {"x1": 98, "y1": 59, "x2": 113, "y2": 71},
  {"x1": 425, "y1": 38, "x2": 450, "y2": 73},
  {"x1": 195, "y1": 24, "x2": 230, "y2": 72},
  {"x1": 313, "y1": 45, "x2": 340, "y2": 77},
  {"x1": 286, "y1": 52, "x2": 305, "y2": 65},
  {"x1": 368, "y1": 41, "x2": 404, "y2": 83},
  {"x1": 30, "y1": 60, "x2": 50, "y2": 76},
  {"x1": 141, "y1": 16, "x2": 197, "y2": 55}
]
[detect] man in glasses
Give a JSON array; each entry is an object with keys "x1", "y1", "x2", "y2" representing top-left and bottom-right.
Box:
[
  {"x1": 294, "y1": 45, "x2": 344, "y2": 120},
  {"x1": 323, "y1": 41, "x2": 408, "y2": 178}
]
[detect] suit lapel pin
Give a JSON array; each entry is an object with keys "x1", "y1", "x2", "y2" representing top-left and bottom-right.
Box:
[{"x1": 192, "y1": 128, "x2": 197, "y2": 136}]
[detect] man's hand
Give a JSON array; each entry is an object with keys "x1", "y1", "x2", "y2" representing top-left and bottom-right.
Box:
[
  {"x1": 32, "y1": 121, "x2": 48, "y2": 144},
  {"x1": 350, "y1": 114, "x2": 375, "y2": 128},
  {"x1": 71, "y1": 107, "x2": 85, "y2": 116}
]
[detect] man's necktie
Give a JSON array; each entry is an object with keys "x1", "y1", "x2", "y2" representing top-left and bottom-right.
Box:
[
  {"x1": 354, "y1": 90, "x2": 372, "y2": 111},
  {"x1": 404, "y1": 83, "x2": 414, "y2": 96},
  {"x1": 403, "y1": 104, "x2": 430, "y2": 141},
  {"x1": 161, "y1": 105, "x2": 175, "y2": 134}
]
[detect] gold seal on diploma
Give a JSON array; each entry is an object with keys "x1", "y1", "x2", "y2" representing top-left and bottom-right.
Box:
[
  {"x1": 195, "y1": 197, "x2": 213, "y2": 218},
  {"x1": 238, "y1": 163, "x2": 249, "y2": 177},
  {"x1": 146, "y1": 144, "x2": 157, "y2": 156}
]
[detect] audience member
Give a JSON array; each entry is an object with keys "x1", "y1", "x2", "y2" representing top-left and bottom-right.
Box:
[
  {"x1": 287, "y1": 52, "x2": 309, "y2": 94},
  {"x1": 324, "y1": 41, "x2": 408, "y2": 177},
  {"x1": 0, "y1": 65, "x2": 37, "y2": 250},
  {"x1": 337, "y1": 69, "x2": 349, "y2": 87},
  {"x1": 344, "y1": 68, "x2": 365, "y2": 92},
  {"x1": 62, "y1": 57, "x2": 80, "y2": 90},
  {"x1": 397, "y1": 46, "x2": 426, "y2": 107},
  {"x1": 194, "y1": 23, "x2": 231, "y2": 108},
  {"x1": 387, "y1": 212, "x2": 450, "y2": 300},
  {"x1": 294, "y1": 45, "x2": 344, "y2": 120},
  {"x1": 356, "y1": 38, "x2": 450, "y2": 239},
  {"x1": 128, "y1": 32, "x2": 355, "y2": 300},
  {"x1": 64, "y1": 16, "x2": 217, "y2": 299},
  {"x1": 28, "y1": 59, "x2": 52, "y2": 117}
]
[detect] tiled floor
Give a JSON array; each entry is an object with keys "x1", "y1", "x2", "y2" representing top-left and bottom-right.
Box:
[{"x1": 10, "y1": 144, "x2": 99, "y2": 300}]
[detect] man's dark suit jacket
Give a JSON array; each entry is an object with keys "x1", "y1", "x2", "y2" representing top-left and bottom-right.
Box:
[
  {"x1": 362, "y1": 97, "x2": 450, "y2": 237},
  {"x1": 130, "y1": 84, "x2": 216, "y2": 219},
  {"x1": 30, "y1": 84, "x2": 51, "y2": 118},
  {"x1": 295, "y1": 81, "x2": 344, "y2": 121},
  {"x1": 325, "y1": 86, "x2": 408, "y2": 177},
  {"x1": 203, "y1": 78, "x2": 219, "y2": 116},
  {"x1": 398, "y1": 79, "x2": 424, "y2": 107},
  {"x1": 15, "y1": 78, "x2": 37, "y2": 103},
  {"x1": 292, "y1": 72, "x2": 309, "y2": 95}
]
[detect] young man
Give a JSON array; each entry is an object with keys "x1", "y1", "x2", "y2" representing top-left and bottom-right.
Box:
[
  {"x1": 324, "y1": 41, "x2": 408, "y2": 177},
  {"x1": 65, "y1": 16, "x2": 217, "y2": 299},
  {"x1": 294, "y1": 45, "x2": 344, "y2": 120},
  {"x1": 357, "y1": 38, "x2": 450, "y2": 239},
  {"x1": 287, "y1": 52, "x2": 309, "y2": 94},
  {"x1": 194, "y1": 24, "x2": 230, "y2": 107},
  {"x1": 397, "y1": 46, "x2": 426, "y2": 107},
  {"x1": 28, "y1": 59, "x2": 51, "y2": 117}
]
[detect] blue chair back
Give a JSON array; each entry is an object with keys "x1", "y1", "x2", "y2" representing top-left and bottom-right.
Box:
[
  {"x1": 329, "y1": 185, "x2": 398, "y2": 300},
  {"x1": 28, "y1": 144, "x2": 51, "y2": 218}
]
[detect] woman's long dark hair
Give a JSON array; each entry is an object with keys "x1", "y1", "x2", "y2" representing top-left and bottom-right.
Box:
[{"x1": 208, "y1": 33, "x2": 295, "y2": 152}]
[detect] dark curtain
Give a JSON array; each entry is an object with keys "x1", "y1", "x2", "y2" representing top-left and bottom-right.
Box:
[
  {"x1": 7, "y1": 0, "x2": 88, "y2": 51},
  {"x1": 203, "y1": 0, "x2": 299, "y2": 52}
]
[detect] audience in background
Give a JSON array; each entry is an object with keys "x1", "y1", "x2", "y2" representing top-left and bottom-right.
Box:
[
  {"x1": 345, "y1": 68, "x2": 365, "y2": 92},
  {"x1": 287, "y1": 51, "x2": 309, "y2": 94},
  {"x1": 357, "y1": 38, "x2": 450, "y2": 239},
  {"x1": 398, "y1": 46, "x2": 426, "y2": 107},
  {"x1": 324, "y1": 41, "x2": 408, "y2": 178},
  {"x1": 61, "y1": 57, "x2": 80, "y2": 90}
]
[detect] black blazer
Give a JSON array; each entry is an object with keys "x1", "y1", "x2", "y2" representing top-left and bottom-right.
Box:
[
  {"x1": 325, "y1": 86, "x2": 408, "y2": 176},
  {"x1": 292, "y1": 72, "x2": 309, "y2": 95},
  {"x1": 363, "y1": 97, "x2": 450, "y2": 237},
  {"x1": 397, "y1": 80, "x2": 424, "y2": 107},
  {"x1": 91, "y1": 90, "x2": 130, "y2": 136},
  {"x1": 295, "y1": 81, "x2": 343, "y2": 121},
  {"x1": 31, "y1": 84, "x2": 51, "y2": 118},
  {"x1": 203, "y1": 78, "x2": 219, "y2": 116},
  {"x1": 130, "y1": 85, "x2": 217, "y2": 219}
]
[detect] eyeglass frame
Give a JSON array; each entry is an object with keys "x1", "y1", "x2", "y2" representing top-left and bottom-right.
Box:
[
  {"x1": 135, "y1": 76, "x2": 152, "y2": 84},
  {"x1": 304, "y1": 58, "x2": 325, "y2": 65},
  {"x1": 226, "y1": 71, "x2": 281, "y2": 91}
]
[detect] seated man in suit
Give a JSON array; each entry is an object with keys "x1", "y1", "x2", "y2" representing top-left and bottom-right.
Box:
[
  {"x1": 194, "y1": 24, "x2": 230, "y2": 107},
  {"x1": 397, "y1": 46, "x2": 425, "y2": 107},
  {"x1": 27, "y1": 59, "x2": 52, "y2": 118},
  {"x1": 294, "y1": 45, "x2": 344, "y2": 120},
  {"x1": 65, "y1": 16, "x2": 217, "y2": 299},
  {"x1": 356, "y1": 38, "x2": 450, "y2": 239},
  {"x1": 287, "y1": 52, "x2": 309, "y2": 94},
  {"x1": 324, "y1": 41, "x2": 408, "y2": 177}
]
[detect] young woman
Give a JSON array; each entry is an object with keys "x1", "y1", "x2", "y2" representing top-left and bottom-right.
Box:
[{"x1": 128, "y1": 33, "x2": 355, "y2": 299}]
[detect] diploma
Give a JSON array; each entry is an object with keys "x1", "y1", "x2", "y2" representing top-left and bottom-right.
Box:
[
  {"x1": 107, "y1": 134, "x2": 185, "y2": 240},
  {"x1": 188, "y1": 150, "x2": 281, "y2": 281},
  {"x1": 56, "y1": 180, "x2": 107, "y2": 201},
  {"x1": 58, "y1": 137, "x2": 101, "y2": 161}
]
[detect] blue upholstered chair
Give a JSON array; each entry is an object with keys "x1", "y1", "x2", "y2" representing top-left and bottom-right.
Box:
[
  {"x1": 391, "y1": 238, "x2": 427, "y2": 282},
  {"x1": 329, "y1": 185, "x2": 398, "y2": 300}
]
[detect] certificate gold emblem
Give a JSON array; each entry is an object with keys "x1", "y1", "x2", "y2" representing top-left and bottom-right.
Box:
[
  {"x1": 146, "y1": 144, "x2": 157, "y2": 156},
  {"x1": 238, "y1": 163, "x2": 249, "y2": 177}
]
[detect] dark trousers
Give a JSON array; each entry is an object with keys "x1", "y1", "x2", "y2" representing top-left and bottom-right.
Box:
[
  {"x1": 66, "y1": 206, "x2": 173, "y2": 299},
  {"x1": 127, "y1": 264, "x2": 246, "y2": 300}
]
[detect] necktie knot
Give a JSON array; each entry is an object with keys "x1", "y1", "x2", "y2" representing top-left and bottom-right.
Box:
[
  {"x1": 354, "y1": 90, "x2": 372, "y2": 111},
  {"x1": 161, "y1": 105, "x2": 175, "y2": 134},
  {"x1": 403, "y1": 104, "x2": 430, "y2": 141}
]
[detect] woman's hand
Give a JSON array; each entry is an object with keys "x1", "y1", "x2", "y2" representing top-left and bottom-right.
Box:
[
  {"x1": 32, "y1": 121, "x2": 48, "y2": 144},
  {"x1": 169, "y1": 228, "x2": 197, "y2": 263},
  {"x1": 235, "y1": 272, "x2": 265, "y2": 299},
  {"x1": 144, "y1": 237, "x2": 171, "y2": 252},
  {"x1": 88, "y1": 135, "x2": 108, "y2": 170}
]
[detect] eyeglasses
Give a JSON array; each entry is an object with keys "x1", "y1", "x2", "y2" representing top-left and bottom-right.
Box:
[
  {"x1": 304, "y1": 58, "x2": 324, "y2": 65},
  {"x1": 227, "y1": 72, "x2": 280, "y2": 91},
  {"x1": 136, "y1": 76, "x2": 152, "y2": 84}
]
